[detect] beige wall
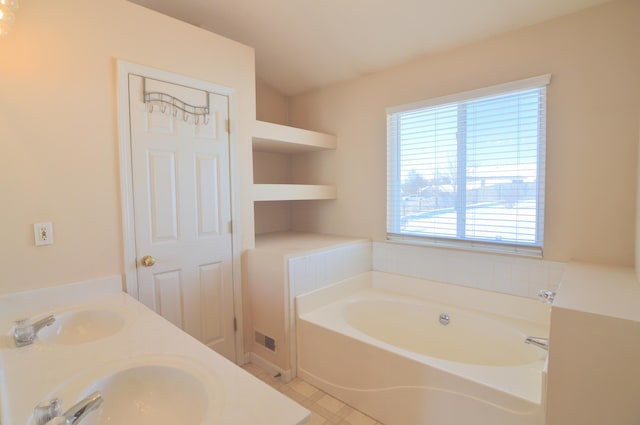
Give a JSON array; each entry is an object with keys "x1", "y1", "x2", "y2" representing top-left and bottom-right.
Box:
[
  {"x1": 253, "y1": 151, "x2": 293, "y2": 234},
  {"x1": 637, "y1": 113, "x2": 640, "y2": 280},
  {"x1": 254, "y1": 80, "x2": 293, "y2": 233},
  {"x1": 288, "y1": 0, "x2": 640, "y2": 266},
  {"x1": 256, "y1": 78, "x2": 289, "y2": 125},
  {"x1": 0, "y1": 0, "x2": 256, "y2": 294}
]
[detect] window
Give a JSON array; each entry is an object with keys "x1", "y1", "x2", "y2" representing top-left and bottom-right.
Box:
[{"x1": 387, "y1": 75, "x2": 550, "y2": 255}]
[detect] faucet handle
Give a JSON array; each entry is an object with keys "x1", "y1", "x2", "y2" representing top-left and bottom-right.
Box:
[
  {"x1": 13, "y1": 319, "x2": 36, "y2": 347},
  {"x1": 537, "y1": 289, "x2": 556, "y2": 304},
  {"x1": 13, "y1": 315, "x2": 55, "y2": 347},
  {"x1": 38, "y1": 391, "x2": 103, "y2": 425},
  {"x1": 33, "y1": 398, "x2": 62, "y2": 425}
]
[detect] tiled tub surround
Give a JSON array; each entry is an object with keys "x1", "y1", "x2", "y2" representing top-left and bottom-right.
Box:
[
  {"x1": 373, "y1": 242, "x2": 565, "y2": 300},
  {"x1": 296, "y1": 271, "x2": 550, "y2": 425},
  {"x1": 246, "y1": 232, "x2": 371, "y2": 380},
  {"x1": 248, "y1": 234, "x2": 563, "y2": 383},
  {"x1": 0, "y1": 277, "x2": 309, "y2": 425}
]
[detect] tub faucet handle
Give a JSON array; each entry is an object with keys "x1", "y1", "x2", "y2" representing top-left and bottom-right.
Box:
[{"x1": 537, "y1": 289, "x2": 556, "y2": 304}]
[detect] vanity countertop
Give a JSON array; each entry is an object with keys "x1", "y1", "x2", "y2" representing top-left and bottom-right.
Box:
[{"x1": 0, "y1": 276, "x2": 309, "y2": 425}]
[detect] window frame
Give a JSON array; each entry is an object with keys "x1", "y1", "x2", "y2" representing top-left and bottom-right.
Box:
[{"x1": 386, "y1": 74, "x2": 551, "y2": 256}]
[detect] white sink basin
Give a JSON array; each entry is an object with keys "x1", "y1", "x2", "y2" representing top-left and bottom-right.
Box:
[
  {"x1": 81, "y1": 365, "x2": 208, "y2": 425},
  {"x1": 39, "y1": 310, "x2": 125, "y2": 345},
  {"x1": 28, "y1": 356, "x2": 222, "y2": 425}
]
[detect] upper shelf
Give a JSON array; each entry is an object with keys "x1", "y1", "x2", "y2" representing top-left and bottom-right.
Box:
[
  {"x1": 252, "y1": 120, "x2": 337, "y2": 153},
  {"x1": 253, "y1": 184, "x2": 337, "y2": 201}
]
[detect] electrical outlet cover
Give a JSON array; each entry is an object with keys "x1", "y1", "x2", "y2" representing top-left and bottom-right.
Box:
[{"x1": 34, "y1": 222, "x2": 54, "y2": 246}]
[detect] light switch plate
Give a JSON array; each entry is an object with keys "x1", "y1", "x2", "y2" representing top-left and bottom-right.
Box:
[{"x1": 34, "y1": 222, "x2": 54, "y2": 246}]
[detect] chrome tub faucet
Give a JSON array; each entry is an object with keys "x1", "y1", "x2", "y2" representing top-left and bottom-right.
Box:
[
  {"x1": 537, "y1": 289, "x2": 556, "y2": 304},
  {"x1": 13, "y1": 315, "x2": 55, "y2": 347},
  {"x1": 525, "y1": 336, "x2": 549, "y2": 351}
]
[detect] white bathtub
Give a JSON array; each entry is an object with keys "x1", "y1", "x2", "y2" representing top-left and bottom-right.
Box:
[{"x1": 296, "y1": 271, "x2": 550, "y2": 425}]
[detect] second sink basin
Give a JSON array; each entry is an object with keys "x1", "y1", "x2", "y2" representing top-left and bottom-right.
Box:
[
  {"x1": 81, "y1": 365, "x2": 208, "y2": 424},
  {"x1": 29, "y1": 355, "x2": 223, "y2": 425},
  {"x1": 39, "y1": 310, "x2": 125, "y2": 345}
]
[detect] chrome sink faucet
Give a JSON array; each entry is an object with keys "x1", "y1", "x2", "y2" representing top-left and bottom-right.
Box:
[
  {"x1": 525, "y1": 336, "x2": 549, "y2": 351},
  {"x1": 13, "y1": 315, "x2": 55, "y2": 347},
  {"x1": 34, "y1": 391, "x2": 103, "y2": 425}
]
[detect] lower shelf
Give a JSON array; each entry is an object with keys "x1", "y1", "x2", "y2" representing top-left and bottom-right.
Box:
[{"x1": 253, "y1": 184, "x2": 337, "y2": 201}]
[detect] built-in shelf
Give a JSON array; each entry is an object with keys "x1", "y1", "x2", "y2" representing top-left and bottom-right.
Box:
[
  {"x1": 253, "y1": 184, "x2": 337, "y2": 201},
  {"x1": 252, "y1": 120, "x2": 337, "y2": 202},
  {"x1": 253, "y1": 120, "x2": 337, "y2": 153}
]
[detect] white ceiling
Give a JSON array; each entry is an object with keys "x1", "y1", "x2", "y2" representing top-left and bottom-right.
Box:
[{"x1": 130, "y1": 0, "x2": 612, "y2": 96}]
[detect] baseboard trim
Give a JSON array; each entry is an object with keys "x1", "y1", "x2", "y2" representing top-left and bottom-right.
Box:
[{"x1": 249, "y1": 352, "x2": 292, "y2": 383}]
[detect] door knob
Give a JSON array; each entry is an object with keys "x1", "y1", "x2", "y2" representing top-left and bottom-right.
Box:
[{"x1": 141, "y1": 255, "x2": 156, "y2": 267}]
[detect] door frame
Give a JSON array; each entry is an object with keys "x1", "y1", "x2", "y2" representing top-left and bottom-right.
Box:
[{"x1": 116, "y1": 60, "x2": 244, "y2": 363}]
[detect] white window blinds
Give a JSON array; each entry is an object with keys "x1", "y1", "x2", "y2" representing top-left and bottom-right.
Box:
[{"x1": 387, "y1": 75, "x2": 550, "y2": 255}]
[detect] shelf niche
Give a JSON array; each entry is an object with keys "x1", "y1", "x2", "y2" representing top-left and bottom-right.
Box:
[
  {"x1": 253, "y1": 120, "x2": 337, "y2": 153},
  {"x1": 252, "y1": 120, "x2": 337, "y2": 203}
]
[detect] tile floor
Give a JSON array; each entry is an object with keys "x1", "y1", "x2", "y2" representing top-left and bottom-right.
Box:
[{"x1": 242, "y1": 363, "x2": 385, "y2": 425}]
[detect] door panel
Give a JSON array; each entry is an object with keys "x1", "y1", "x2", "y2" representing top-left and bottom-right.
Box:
[
  {"x1": 195, "y1": 154, "x2": 221, "y2": 236},
  {"x1": 199, "y1": 262, "x2": 223, "y2": 344},
  {"x1": 146, "y1": 108, "x2": 174, "y2": 134},
  {"x1": 153, "y1": 270, "x2": 184, "y2": 328},
  {"x1": 127, "y1": 74, "x2": 236, "y2": 361},
  {"x1": 148, "y1": 151, "x2": 178, "y2": 242}
]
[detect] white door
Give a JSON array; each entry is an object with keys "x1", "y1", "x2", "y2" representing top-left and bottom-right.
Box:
[{"x1": 127, "y1": 74, "x2": 236, "y2": 361}]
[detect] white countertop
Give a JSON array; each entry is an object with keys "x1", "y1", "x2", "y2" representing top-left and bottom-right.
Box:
[
  {"x1": 554, "y1": 261, "x2": 640, "y2": 322},
  {"x1": 0, "y1": 277, "x2": 309, "y2": 425},
  {"x1": 255, "y1": 231, "x2": 368, "y2": 256}
]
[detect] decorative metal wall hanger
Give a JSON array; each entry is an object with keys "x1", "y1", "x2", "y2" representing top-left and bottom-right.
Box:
[{"x1": 142, "y1": 78, "x2": 210, "y2": 125}]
